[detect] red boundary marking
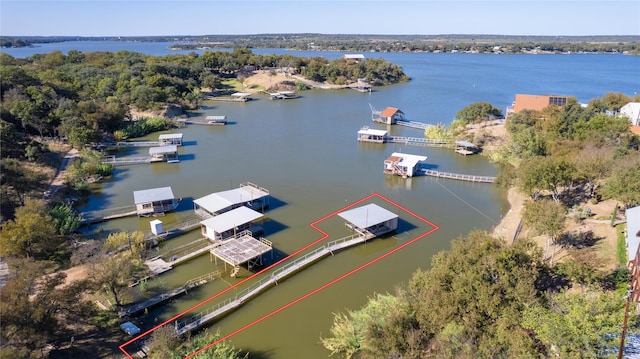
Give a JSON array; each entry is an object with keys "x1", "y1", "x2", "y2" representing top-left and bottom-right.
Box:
[{"x1": 119, "y1": 193, "x2": 438, "y2": 358}]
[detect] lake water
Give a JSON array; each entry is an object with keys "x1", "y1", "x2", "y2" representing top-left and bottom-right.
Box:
[{"x1": 4, "y1": 42, "x2": 638, "y2": 357}]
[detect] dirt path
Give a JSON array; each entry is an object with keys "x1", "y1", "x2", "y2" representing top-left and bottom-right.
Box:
[{"x1": 45, "y1": 148, "x2": 79, "y2": 203}]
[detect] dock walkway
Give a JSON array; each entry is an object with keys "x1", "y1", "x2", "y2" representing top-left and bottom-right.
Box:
[
  {"x1": 394, "y1": 120, "x2": 432, "y2": 129},
  {"x1": 420, "y1": 169, "x2": 495, "y2": 183},
  {"x1": 118, "y1": 270, "x2": 221, "y2": 317},
  {"x1": 101, "y1": 155, "x2": 155, "y2": 165},
  {"x1": 98, "y1": 141, "x2": 160, "y2": 148},
  {"x1": 80, "y1": 205, "x2": 138, "y2": 224},
  {"x1": 175, "y1": 231, "x2": 375, "y2": 335},
  {"x1": 145, "y1": 240, "x2": 216, "y2": 275},
  {"x1": 387, "y1": 136, "x2": 454, "y2": 148}
]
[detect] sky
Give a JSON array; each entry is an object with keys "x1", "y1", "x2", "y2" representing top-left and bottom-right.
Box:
[{"x1": 1, "y1": 0, "x2": 639, "y2": 37}]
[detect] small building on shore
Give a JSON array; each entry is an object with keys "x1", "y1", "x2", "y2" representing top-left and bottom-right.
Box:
[
  {"x1": 200, "y1": 206, "x2": 264, "y2": 242},
  {"x1": 133, "y1": 186, "x2": 179, "y2": 216},
  {"x1": 149, "y1": 145, "x2": 179, "y2": 163},
  {"x1": 357, "y1": 126, "x2": 389, "y2": 143},
  {"x1": 373, "y1": 107, "x2": 405, "y2": 125},
  {"x1": 193, "y1": 183, "x2": 270, "y2": 218},
  {"x1": 158, "y1": 133, "x2": 183, "y2": 146},
  {"x1": 383, "y1": 152, "x2": 427, "y2": 178},
  {"x1": 338, "y1": 203, "x2": 398, "y2": 237}
]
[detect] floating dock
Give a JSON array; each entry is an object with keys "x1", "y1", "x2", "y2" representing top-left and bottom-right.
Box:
[
  {"x1": 80, "y1": 205, "x2": 138, "y2": 224},
  {"x1": 210, "y1": 92, "x2": 252, "y2": 102}
]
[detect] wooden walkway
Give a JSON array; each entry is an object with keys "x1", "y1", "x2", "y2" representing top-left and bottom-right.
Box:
[
  {"x1": 80, "y1": 205, "x2": 138, "y2": 224},
  {"x1": 101, "y1": 155, "x2": 155, "y2": 165},
  {"x1": 118, "y1": 270, "x2": 222, "y2": 317},
  {"x1": 395, "y1": 120, "x2": 432, "y2": 129},
  {"x1": 98, "y1": 141, "x2": 160, "y2": 148},
  {"x1": 420, "y1": 169, "x2": 495, "y2": 183},
  {"x1": 387, "y1": 136, "x2": 455, "y2": 148},
  {"x1": 174, "y1": 231, "x2": 376, "y2": 335},
  {"x1": 145, "y1": 239, "x2": 216, "y2": 275}
]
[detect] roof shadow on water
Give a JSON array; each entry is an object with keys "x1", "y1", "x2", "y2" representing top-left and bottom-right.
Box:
[
  {"x1": 265, "y1": 196, "x2": 287, "y2": 211},
  {"x1": 261, "y1": 218, "x2": 288, "y2": 237},
  {"x1": 177, "y1": 153, "x2": 196, "y2": 161},
  {"x1": 181, "y1": 140, "x2": 198, "y2": 147},
  {"x1": 420, "y1": 163, "x2": 439, "y2": 170}
]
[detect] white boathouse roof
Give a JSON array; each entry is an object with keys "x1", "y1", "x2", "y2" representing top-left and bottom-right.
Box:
[
  {"x1": 149, "y1": 145, "x2": 178, "y2": 155},
  {"x1": 158, "y1": 133, "x2": 183, "y2": 141},
  {"x1": 338, "y1": 204, "x2": 398, "y2": 229},
  {"x1": 200, "y1": 206, "x2": 264, "y2": 234},
  {"x1": 194, "y1": 187, "x2": 269, "y2": 214},
  {"x1": 231, "y1": 92, "x2": 252, "y2": 97},
  {"x1": 133, "y1": 186, "x2": 175, "y2": 204},
  {"x1": 358, "y1": 128, "x2": 388, "y2": 137},
  {"x1": 389, "y1": 152, "x2": 427, "y2": 168}
]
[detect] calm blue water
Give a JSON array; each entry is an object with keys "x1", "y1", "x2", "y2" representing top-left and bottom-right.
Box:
[{"x1": 4, "y1": 41, "x2": 638, "y2": 357}]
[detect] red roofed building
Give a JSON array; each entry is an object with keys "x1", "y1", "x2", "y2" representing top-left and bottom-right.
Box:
[{"x1": 374, "y1": 107, "x2": 406, "y2": 125}]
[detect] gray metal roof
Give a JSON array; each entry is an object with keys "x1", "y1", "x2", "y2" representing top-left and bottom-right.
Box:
[
  {"x1": 149, "y1": 145, "x2": 177, "y2": 155},
  {"x1": 338, "y1": 204, "x2": 398, "y2": 228},
  {"x1": 200, "y1": 206, "x2": 263, "y2": 233},
  {"x1": 194, "y1": 187, "x2": 269, "y2": 213},
  {"x1": 158, "y1": 133, "x2": 183, "y2": 140},
  {"x1": 133, "y1": 186, "x2": 175, "y2": 204}
]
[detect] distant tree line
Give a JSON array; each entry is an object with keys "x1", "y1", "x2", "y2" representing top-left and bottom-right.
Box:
[{"x1": 3, "y1": 34, "x2": 639, "y2": 54}]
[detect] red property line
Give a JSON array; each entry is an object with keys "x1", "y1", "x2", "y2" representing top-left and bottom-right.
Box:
[{"x1": 120, "y1": 193, "x2": 438, "y2": 358}]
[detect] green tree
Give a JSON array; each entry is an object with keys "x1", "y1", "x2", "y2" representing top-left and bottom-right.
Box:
[
  {"x1": 455, "y1": 102, "x2": 503, "y2": 123},
  {"x1": 0, "y1": 199, "x2": 61, "y2": 259},
  {"x1": 601, "y1": 157, "x2": 640, "y2": 206},
  {"x1": 522, "y1": 198, "x2": 566, "y2": 264},
  {"x1": 522, "y1": 290, "x2": 633, "y2": 358},
  {"x1": 49, "y1": 203, "x2": 82, "y2": 235}
]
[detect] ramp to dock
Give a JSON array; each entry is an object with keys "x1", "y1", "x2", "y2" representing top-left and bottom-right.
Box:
[
  {"x1": 420, "y1": 169, "x2": 495, "y2": 183},
  {"x1": 80, "y1": 205, "x2": 138, "y2": 224},
  {"x1": 174, "y1": 232, "x2": 375, "y2": 335}
]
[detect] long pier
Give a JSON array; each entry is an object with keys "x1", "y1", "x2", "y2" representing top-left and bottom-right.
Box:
[
  {"x1": 80, "y1": 205, "x2": 138, "y2": 224},
  {"x1": 395, "y1": 120, "x2": 432, "y2": 129},
  {"x1": 101, "y1": 155, "x2": 156, "y2": 165},
  {"x1": 387, "y1": 135, "x2": 455, "y2": 148},
  {"x1": 97, "y1": 141, "x2": 160, "y2": 149},
  {"x1": 420, "y1": 169, "x2": 495, "y2": 183},
  {"x1": 118, "y1": 270, "x2": 222, "y2": 318},
  {"x1": 174, "y1": 231, "x2": 376, "y2": 335}
]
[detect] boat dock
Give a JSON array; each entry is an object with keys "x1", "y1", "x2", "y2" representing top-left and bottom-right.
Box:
[
  {"x1": 395, "y1": 120, "x2": 431, "y2": 129},
  {"x1": 144, "y1": 242, "x2": 217, "y2": 275},
  {"x1": 209, "y1": 92, "x2": 252, "y2": 102},
  {"x1": 174, "y1": 231, "x2": 376, "y2": 335},
  {"x1": 80, "y1": 205, "x2": 138, "y2": 224},
  {"x1": 118, "y1": 270, "x2": 222, "y2": 318},
  {"x1": 101, "y1": 155, "x2": 155, "y2": 165},
  {"x1": 420, "y1": 169, "x2": 495, "y2": 183}
]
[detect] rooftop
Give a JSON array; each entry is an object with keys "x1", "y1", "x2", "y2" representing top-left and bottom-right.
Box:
[
  {"x1": 210, "y1": 234, "x2": 272, "y2": 267},
  {"x1": 158, "y1": 133, "x2": 183, "y2": 140},
  {"x1": 338, "y1": 203, "x2": 398, "y2": 229},
  {"x1": 194, "y1": 187, "x2": 269, "y2": 214},
  {"x1": 133, "y1": 186, "x2": 175, "y2": 204},
  {"x1": 200, "y1": 206, "x2": 264, "y2": 233},
  {"x1": 149, "y1": 145, "x2": 178, "y2": 155},
  {"x1": 627, "y1": 205, "x2": 640, "y2": 262}
]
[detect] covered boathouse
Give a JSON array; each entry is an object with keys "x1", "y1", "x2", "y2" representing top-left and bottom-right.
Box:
[
  {"x1": 200, "y1": 206, "x2": 264, "y2": 242},
  {"x1": 357, "y1": 126, "x2": 389, "y2": 143},
  {"x1": 133, "y1": 186, "x2": 179, "y2": 216},
  {"x1": 338, "y1": 203, "x2": 398, "y2": 237},
  {"x1": 158, "y1": 133, "x2": 183, "y2": 146},
  {"x1": 149, "y1": 145, "x2": 179, "y2": 163},
  {"x1": 193, "y1": 183, "x2": 270, "y2": 218},
  {"x1": 384, "y1": 152, "x2": 427, "y2": 178},
  {"x1": 373, "y1": 107, "x2": 405, "y2": 125}
]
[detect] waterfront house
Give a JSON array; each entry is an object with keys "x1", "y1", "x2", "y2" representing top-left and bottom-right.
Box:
[
  {"x1": 357, "y1": 126, "x2": 388, "y2": 143},
  {"x1": 133, "y1": 186, "x2": 179, "y2": 216},
  {"x1": 505, "y1": 94, "x2": 568, "y2": 119},
  {"x1": 158, "y1": 133, "x2": 183, "y2": 146},
  {"x1": 193, "y1": 183, "x2": 270, "y2": 218},
  {"x1": 383, "y1": 152, "x2": 427, "y2": 178},
  {"x1": 149, "y1": 145, "x2": 179, "y2": 163},
  {"x1": 338, "y1": 203, "x2": 398, "y2": 236},
  {"x1": 200, "y1": 206, "x2": 264, "y2": 242},
  {"x1": 373, "y1": 107, "x2": 405, "y2": 125},
  {"x1": 620, "y1": 102, "x2": 640, "y2": 126}
]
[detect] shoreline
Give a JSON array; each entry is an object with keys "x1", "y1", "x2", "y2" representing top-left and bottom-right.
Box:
[{"x1": 491, "y1": 186, "x2": 526, "y2": 242}]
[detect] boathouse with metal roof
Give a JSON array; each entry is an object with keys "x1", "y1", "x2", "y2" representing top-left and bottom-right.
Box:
[
  {"x1": 357, "y1": 127, "x2": 389, "y2": 143},
  {"x1": 338, "y1": 203, "x2": 398, "y2": 236},
  {"x1": 193, "y1": 183, "x2": 270, "y2": 218},
  {"x1": 133, "y1": 186, "x2": 179, "y2": 216},
  {"x1": 200, "y1": 206, "x2": 264, "y2": 242},
  {"x1": 158, "y1": 133, "x2": 183, "y2": 146},
  {"x1": 383, "y1": 152, "x2": 427, "y2": 178},
  {"x1": 374, "y1": 107, "x2": 405, "y2": 125},
  {"x1": 149, "y1": 145, "x2": 179, "y2": 163}
]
